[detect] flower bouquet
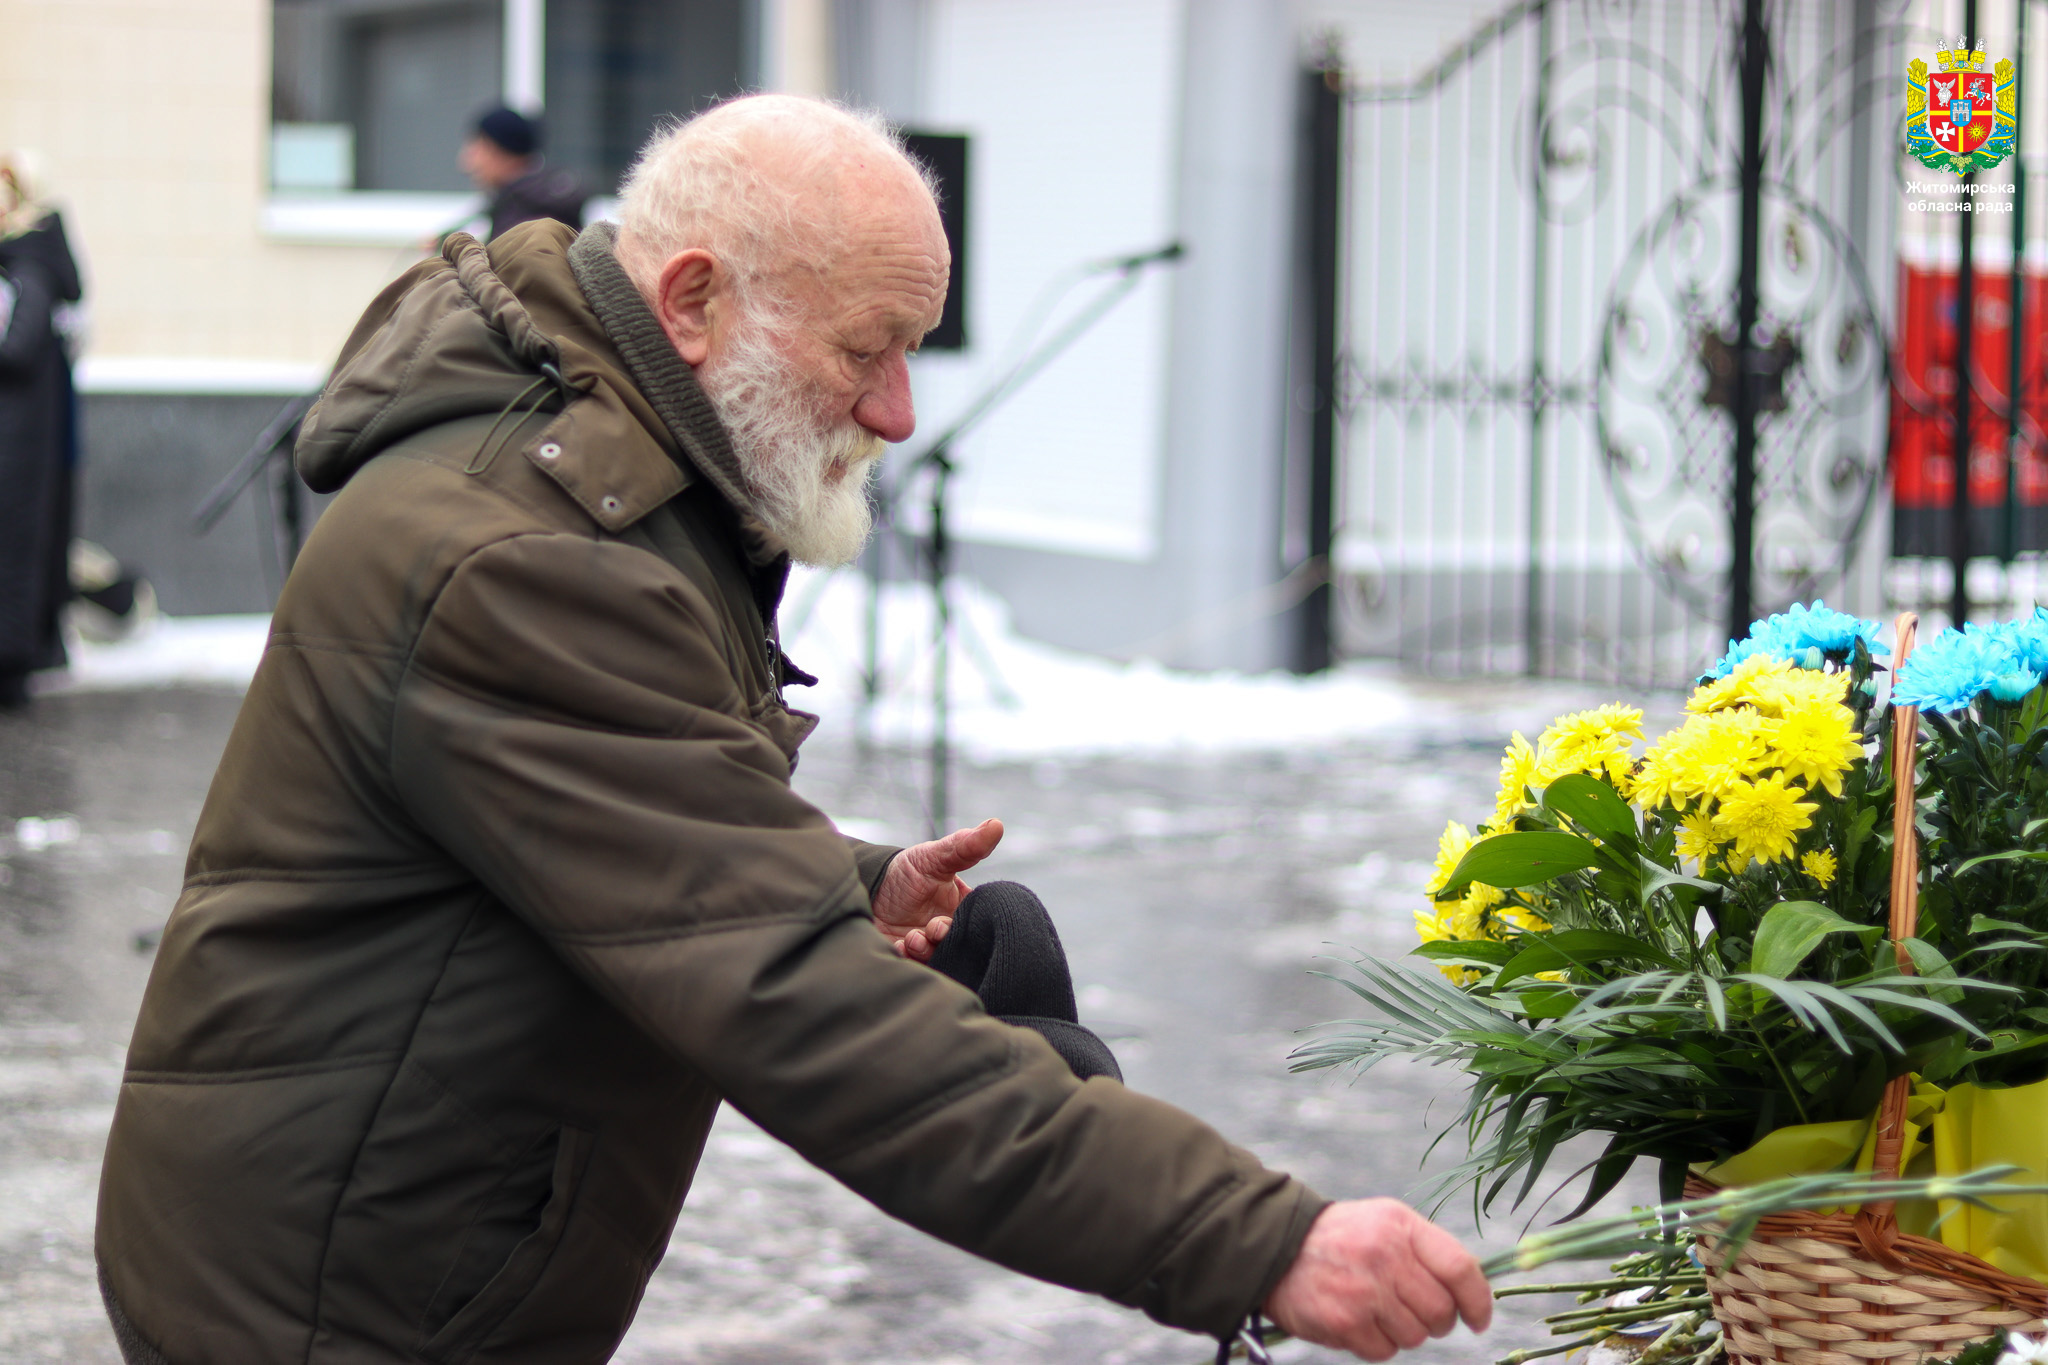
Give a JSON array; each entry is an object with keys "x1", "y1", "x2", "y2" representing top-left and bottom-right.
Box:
[{"x1": 1299, "y1": 605, "x2": 2048, "y2": 1364}]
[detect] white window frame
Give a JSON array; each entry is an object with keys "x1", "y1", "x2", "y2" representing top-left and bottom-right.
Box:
[{"x1": 261, "y1": 0, "x2": 544, "y2": 246}]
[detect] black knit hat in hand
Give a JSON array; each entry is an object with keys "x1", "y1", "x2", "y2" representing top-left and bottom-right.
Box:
[{"x1": 928, "y1": 882, "x2": 1122, "y2": 1083}]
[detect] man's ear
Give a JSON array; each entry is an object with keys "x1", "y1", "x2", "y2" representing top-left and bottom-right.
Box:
[{"x1": 654, "y1": 249, "x2": 719, "y2": 367}]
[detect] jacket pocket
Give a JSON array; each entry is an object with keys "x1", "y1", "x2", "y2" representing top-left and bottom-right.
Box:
[{"x1": 417, "y1": 1125, "x2": 594, "y2": 1364}]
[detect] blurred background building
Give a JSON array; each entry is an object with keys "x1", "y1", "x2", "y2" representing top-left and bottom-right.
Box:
[{"x1": 0, "y1": 0, "x2": 2034, "y2": 684}]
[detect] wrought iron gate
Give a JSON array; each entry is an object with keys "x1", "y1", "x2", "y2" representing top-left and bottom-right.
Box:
[{"x1": 1330, "y1": 0, "x2": 1922, "y2": 686}]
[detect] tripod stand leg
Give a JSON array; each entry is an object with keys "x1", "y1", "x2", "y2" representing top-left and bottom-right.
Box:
[
  {"x1": 277, "y1": 451, "x2": 305, "y2": 573},
  {"x1": 928, "y1": 456, "x2": 952, "y2": 839},
  {"x1": 861, "y1": 539, "x2": 884, "y2": 749}
]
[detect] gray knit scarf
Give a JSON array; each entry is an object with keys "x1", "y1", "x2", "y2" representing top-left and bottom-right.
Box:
[{"x1": 566, "y1": 222, "x2": 766, "y2": 529}]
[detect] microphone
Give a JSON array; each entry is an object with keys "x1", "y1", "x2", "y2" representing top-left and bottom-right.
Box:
[{"x1": 1093, "y1": 240, "x2": 1187, "y2": 273}]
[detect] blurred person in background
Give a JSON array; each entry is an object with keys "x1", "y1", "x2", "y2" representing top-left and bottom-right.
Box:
[
  {"x1": 0, "y1": 152, "x2": 84, "y2": 710},
  {"x1": 461, "y1": 105, "x2": 587, "y2": 241}
]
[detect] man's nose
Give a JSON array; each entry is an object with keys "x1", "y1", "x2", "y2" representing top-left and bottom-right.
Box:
[{"x1": 853, "y1": 353, "x2": 916, "y2": 445}]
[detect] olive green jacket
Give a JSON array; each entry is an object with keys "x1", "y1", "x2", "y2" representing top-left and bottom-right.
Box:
[{"x1": 94, "y1": 221, "x2": 1326, "y2": 1365}]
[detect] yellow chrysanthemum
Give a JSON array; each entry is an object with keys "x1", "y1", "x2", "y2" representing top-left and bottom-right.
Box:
[
  {"x1": 1539, "y1": 704, "x2": 1645, "y2": 783},
  {"x1": 1760, "y1": 668, "x2": 1851, "y2": 716},
  {"x1": 1683, "y1": 710, "x2": 1774, "y2": 801},
  {"x1": 1689, "y1": 657, "x2": 1849, "y2": 720},
  {"x1": 1688, "y1": 654, "x2": 1787, "y2": 715},
  {"x1": 1420, "y1": 821, "x2": 1542, "y2": 982},
  {"x1": 1801, "y1": 848, "x2": 1838, "y2": 888},
  {"x1": 1675, "y1": 810, "x2": 1723, "y2": 873},
  {"x1": 1635, "y1": 709, "x2": 1771, "y2": 811},
  {"x1": 1414, "y1": 902, "x2": 1482, "y2": 984},
  {"x1": 1495, "y1": 732, "x2": 1544, "y2": 827},
  {"x1": 1427, "y1": 821, "x2": 1476, "y2": 898},
  {"x1": 1712, "y1": 772, "x2": 1819, "y2": 866},
  {"x1": 1768, "y1": 698, "x2": 1863, "y2": 798},
  {"x1": 1627, "y1": 744, "x2": 1683, "y2": 811},
  {"x1": 1464, "y1": 879, "x2": 1505, "y2": 913},
  {"x1": 1568, "y1": 732, "x2": 1639, "y2": 786}
]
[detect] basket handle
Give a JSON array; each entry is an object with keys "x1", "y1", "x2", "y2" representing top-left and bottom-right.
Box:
[
  {"x1": 1887, "y1": 611, "x2": 1922, "y2": 964},
  {"x1": 1857, "y1": 612, "x2": 1921, "y2": 1261}
]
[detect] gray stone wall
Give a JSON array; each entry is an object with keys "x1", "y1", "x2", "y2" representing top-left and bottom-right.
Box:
[{"x1": 77, "y1": 393, "x2": 329, "y2": 616}]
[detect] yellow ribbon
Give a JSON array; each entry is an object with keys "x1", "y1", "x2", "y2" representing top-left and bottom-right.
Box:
[{"x1": 1695, "y1": 1075, "x2": 2048, "y2": 1284}]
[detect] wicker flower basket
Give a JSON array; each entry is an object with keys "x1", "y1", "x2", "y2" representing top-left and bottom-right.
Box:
[{"x1": 1690, "y1": 614, "x2": 2048, "y2": 1365}]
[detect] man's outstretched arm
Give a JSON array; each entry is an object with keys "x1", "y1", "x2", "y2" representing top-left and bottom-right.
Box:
[{"x1": 391, "y1": 534, "x2": 1489, "y2": 1353}]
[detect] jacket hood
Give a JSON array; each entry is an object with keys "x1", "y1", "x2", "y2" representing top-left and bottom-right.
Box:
[
  {"x1": 295, "y1": 224, "x2": 780, "y2": 564},
  {"x1": 296, "y1": 230, "x2": 574, "y2": 495}
]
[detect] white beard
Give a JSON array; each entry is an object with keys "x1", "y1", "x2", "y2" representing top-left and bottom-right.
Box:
[{"x1": 696, "y1": 314, "x2": 886, "y2": 568}]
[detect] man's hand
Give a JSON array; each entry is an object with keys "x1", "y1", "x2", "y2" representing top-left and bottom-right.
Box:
[
  {"x1": 1264, "y1": 1199, "x2": 1492, "y2": 1362},
  {"x1": 871, "y1": 818, "x2": 1003, "y2": 962}
]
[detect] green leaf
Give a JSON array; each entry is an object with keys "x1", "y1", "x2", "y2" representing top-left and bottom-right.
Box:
[
  {"x1": 1639, "y1": 858, "x2": 1722, "y2": 902},
  {"x1": 1516, "y1": 984, "x2": 1578, "y2": 1019},
  {"x1": 1953, "y1": 847, "x2": 2048, "y2": 877},
  {"x1": 1540, "y1": 774, "x2": 1641, "y2": 849},
  {"x1": 1552, "y1": 1137, "x2": 1638, "y2": 1224},
  {"x1": 1968, "y1": 914, "x2": 2048, "y2": 939},
  {"x1": 1497, "y1": 930, "x2": 1683, "y2": 987},
  {"x1": 1899, "y1": 937, "x2": 1965, "y2": 1003},
  {"x1": 1748, "y1": 901, "x2": 1884, "y2": 979},
  {"x1": 1696, "y1": 973, "x2": 1730, "y2": 1032},
  {"x1": 1966, "y1": 1029, "x2": 2048, "y2": 1063},
  {"x1": 1436, "y1": 831, "x2": 1603, "y2": 898},
  {"x1": 1899, "y1": 937, "x2": 1955, "y2": 975},
  {"x1": 1413, "y1": 939, "x2": 1519, "y2": 967},
  {"x1": 1731, "y1": 975, "x2": 1872, "y2": 1051}
]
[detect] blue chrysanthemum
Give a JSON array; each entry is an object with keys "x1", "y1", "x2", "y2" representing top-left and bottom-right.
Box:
[
  {"x1": 1708, "y1": 601, "x2": 1887, "y2": 677},
  {"x1": 1779, "y1": 601, "x2": 1889, "y2": 656},
  {"x1": 1892, "y1": 620, "x2": 2044, "y2": 712},
  {"x1": 2008, "y1": 607, "x2": 2048, "y2": 675}
]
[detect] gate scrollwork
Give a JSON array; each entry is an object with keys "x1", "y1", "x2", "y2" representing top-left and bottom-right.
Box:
[{"x1": 1596, "y1": 179, "x2": 1889, "y2": 617}]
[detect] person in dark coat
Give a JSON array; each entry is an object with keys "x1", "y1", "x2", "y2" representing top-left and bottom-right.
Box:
[
  {"x1": 0, "y1": 155, "x2": 84, "y2": 709},
  {"x1": 461, "y1": 106, "x2": 587, "y2": 241}
]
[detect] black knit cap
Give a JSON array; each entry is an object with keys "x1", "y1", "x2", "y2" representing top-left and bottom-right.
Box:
[{"x1": 475, "y1": 106, "x2": 541, "y2": 157}]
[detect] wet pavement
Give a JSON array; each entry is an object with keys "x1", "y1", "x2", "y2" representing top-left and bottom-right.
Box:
[{"x1": 0, "y1": 680, "x2": 1668, "y2": 1364}]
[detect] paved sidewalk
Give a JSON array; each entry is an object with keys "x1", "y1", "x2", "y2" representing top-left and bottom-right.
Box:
[{"x1": 0, "y1": 678, "x2": 1666, "y2": 1364}]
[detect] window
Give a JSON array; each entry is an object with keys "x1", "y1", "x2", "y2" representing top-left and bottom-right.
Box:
[
  {"x1": 545, "y1": 1, "x2": 755, "y2": 195},
  {"x1": 268, "y1": 0, "x2": 756, "y2": 239},
  {"x1": 273, "y1": 0, "x2": 505, "y2": 193}
]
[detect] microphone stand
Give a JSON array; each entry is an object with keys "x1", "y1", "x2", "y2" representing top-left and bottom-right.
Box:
[
  {"x1": 886, "y1": 242, "x2": 1186, "y2": 837},
  {"x1": 193, "y1": 390, "x2": 322, "y2": 591}
]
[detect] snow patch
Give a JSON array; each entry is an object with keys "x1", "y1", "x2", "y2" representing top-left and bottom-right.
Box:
[
  {"x1": 778, "y1": 568, "x2": 1426, "y2": 759},
  {"x1": 24, "y1": 569, "x2": 1658, "y2": 761},
  {"x1": 37, "y1": 614, "x2": 270, "y2": 694}
]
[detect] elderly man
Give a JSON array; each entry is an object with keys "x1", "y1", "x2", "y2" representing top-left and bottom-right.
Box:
[{"x1": 95, "y1": 96, "x2": 1490, "y2": 1364}]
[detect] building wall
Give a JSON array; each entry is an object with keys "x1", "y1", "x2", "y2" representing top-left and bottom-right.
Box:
[
  {"x1": 0, "y1": 0, "x2": 421, "y2": 371},
  {"x1": 8, "y1": 0, "x2": 1518, "y2": 671},
  {"x1": 912, "y1": 0, "x2": 1183, "y2": 563},
  {"x1": 884, "y1": 0, "x2": 1572, "y2": 670}
]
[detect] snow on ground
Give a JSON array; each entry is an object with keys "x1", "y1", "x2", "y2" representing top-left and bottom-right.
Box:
[
  {"x1": 776, "y1": 568, "x2": 1440, "y2": 758},
  {"x1": 40, "y1": 614, "x2": 271, "y2": 694},
  {"x1": 33, "y1": 566, "x2": 1665, "y2": 759}
]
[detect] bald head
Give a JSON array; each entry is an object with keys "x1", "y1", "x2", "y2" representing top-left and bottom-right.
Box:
[
  {"x1": 615, "y1": 94, "x2": 941, "y2": 313},
  {"x1": 611, "y1": 95, "x2": 951, "y2": 568}
]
